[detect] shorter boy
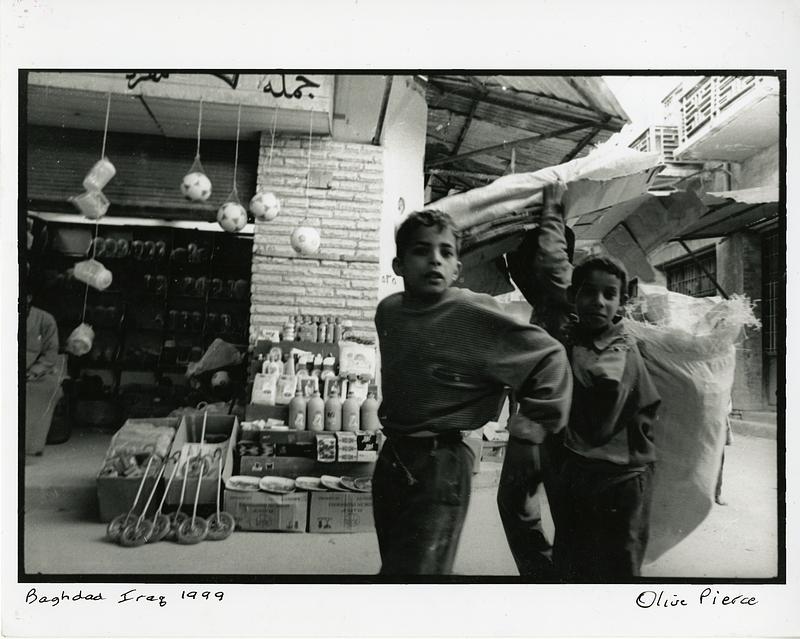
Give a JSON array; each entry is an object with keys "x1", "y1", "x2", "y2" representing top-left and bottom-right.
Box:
[
  {"x1": 554, "y1": 256, "x2": 660, "y2": 582},
  {"x1": 373, "y1": 209, "x2": 572, "y2": 575}
]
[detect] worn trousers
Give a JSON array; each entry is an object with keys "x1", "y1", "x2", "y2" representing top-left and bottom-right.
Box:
[
  {"x1": 554, "y1": 452, "x2": 655, "y2": 583},
  {"x1": 372, "y1": 435, "x2": 474, "y2": 575},
  {"x1": 496, "y1": 433, "x2": 566, "y2": 580}
]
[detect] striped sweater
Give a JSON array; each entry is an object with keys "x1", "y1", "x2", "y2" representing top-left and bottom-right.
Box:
[{"x1": 375, "y1": 287, "x2": 572, "y2": 437}]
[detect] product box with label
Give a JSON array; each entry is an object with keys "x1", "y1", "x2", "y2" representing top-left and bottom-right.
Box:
[
  {"x1": 307, "y1": 491, "x2": 374, "y2": 533},
  {"x1": 223, "y1": 489, "x2": 308, "y2": 532},
  {"x1": 163, "y1": 414, "x2": 238, "y2": 507},
  {"x1": 96, "y1": 417, "x2": 180, "y2": 522}
]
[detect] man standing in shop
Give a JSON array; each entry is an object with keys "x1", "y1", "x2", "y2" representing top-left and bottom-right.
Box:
[{"x1": 25, "y1": 282, "x2": 64, "y2": 455}]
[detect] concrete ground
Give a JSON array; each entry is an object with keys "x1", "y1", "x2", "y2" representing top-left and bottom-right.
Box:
[{"x1": 22, "y1": 428, "x2": 778, "y2": 578}]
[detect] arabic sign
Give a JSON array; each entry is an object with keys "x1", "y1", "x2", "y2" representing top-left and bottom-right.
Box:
[{"x1": 124, "y1": 73, "x2": 322, "y2": 101}]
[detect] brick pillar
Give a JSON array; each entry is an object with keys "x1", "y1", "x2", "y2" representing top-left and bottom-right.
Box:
[
  {"x1": 717, "y1": 230, "x2": 764, "y2": 410},
  {"x1": 249, "y1": 136, "x2": 383, "y2": 343}
]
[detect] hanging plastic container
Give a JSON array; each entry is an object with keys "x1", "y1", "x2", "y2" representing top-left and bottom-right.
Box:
[
  {"x1": 74, "y1": 259, "x2": 113, "y2": 290},
  {"x1": 69, "y1": 190, "x2": 110, "y2": 220},
  {"x1": 66, "y1": 322, "x2": 95, "y2": 357},
  {"x1": 82, "y1": 157, "x2": 117, "y2": 192}
]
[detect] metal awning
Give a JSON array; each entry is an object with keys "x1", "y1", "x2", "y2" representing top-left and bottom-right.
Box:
[{"x1": 674, "y1": 186, "x2": 780, "y2": 239}]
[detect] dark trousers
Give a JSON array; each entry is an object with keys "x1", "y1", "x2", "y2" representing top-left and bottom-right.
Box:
[
  {"x1": 554, "y1": 453, "x2": 654, "y2": 583},
  {"x1": 372, "y1": 435, "x2": 474, "y2": 575},
  {"x1": 496, "y1": 433, "x2": 566, "y2": 580}
]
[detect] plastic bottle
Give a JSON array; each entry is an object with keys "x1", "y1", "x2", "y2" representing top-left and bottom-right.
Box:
[
  {"x1": 333, "y1": 317, "x2": 343, "y2": 343},
  {"x1": 318, "y1": 317, "x2": 328, "y2": 344},
  {"x1": 341, "y1": 319, "x2": 354, "y2": 342},
  {"x1": 360, "y1": 390, "x2": 380, "y2": 431},
  {"x1": 288, "y1": 389, "x2": 308, "y2": 430},
  {"x1": 284, "y1": 353, "x2": 296, "y2": 376},
  {"x1": 307, "y1": 391, "x2": 325, "y2": 432},
  {"x1": 324, "y1": 389, "x2": 342, "y2": 431},
  {"x1": 311, "y1": 353, "x2": 323, "y2": 378},
  {"x1": 341, "y1": 390, "x2": 360, "y2": 432},
  {"x1": 295, "y1": 316, "x2": 304, "y2": 342},
  {"x1": 325, "y1": 316, "x2": 336, "y2": 343},
  {"x1": 313, "y1": 316, "x2": 322, "y2": 343},
  {"x1": 320, "y1": 354, "x2": 336, "y2": 382},
  {"x1": 283, "y1": 316, "x2": 295, "y2": 342}
]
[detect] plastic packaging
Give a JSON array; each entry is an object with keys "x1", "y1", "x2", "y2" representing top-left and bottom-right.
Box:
[
  {"x1": 66, "y1": 322, "x2": 95, "y2": 357},
  {"x1": 288, "y1": 390, "x2": 308, "y2": 430},
  {"x1": 307, "y1": 391, "x2": 325, "y2": 432},
  {"x1": 251, "y1": 373, "x2": 278, "y2": 405},
  {"x1": 73, "y1": 259, "x2": 113, "y2": 290},
  {"x1": 341, "y1": 391, "x2": 360, "y2": 432},
  {"x1": 70, "y1": 190, "x2": 110, "y2": 220},
  {"x1": 283, "y1": 316, "x2": 295, "y2": 342},
  {"x1": 360, "y1": 391, "x2": 380, "y2": 432},
  {"x1": 324, "y1": 389, "x2": 342, "y2": 432},
  {"x1": 83, "y1": 157, "x2": 117, "y2": 191}
]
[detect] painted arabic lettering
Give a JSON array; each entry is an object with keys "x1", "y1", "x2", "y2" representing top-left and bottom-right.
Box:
[
  {"x1": 125, "y1": 73, "x2": 241, "y2": 90},
  {"x1": 261, "y1": 74, "x2": 320, "y2": 100}
]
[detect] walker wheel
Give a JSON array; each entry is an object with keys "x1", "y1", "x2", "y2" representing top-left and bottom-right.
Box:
[
  {"x1": 107, "y1": 513, "x2": 136, "y2": 542},
  {"x1": 176, "y1": 518, "x2": 209, "y2": 545},
  {"x1": 119, "y1": 520, "x2": 155, "y2": 547},
  {"x1": 206, "y1": 512, "x2": 235, "y2": 541},
  {"x1": 148, "y1": 514, "x2": 172, "y2": 543}
]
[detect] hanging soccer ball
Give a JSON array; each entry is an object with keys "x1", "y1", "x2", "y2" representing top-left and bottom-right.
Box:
[
  {"x1": 290, "y1": 226, "x2": 321, "y2": 255},
  {"x1": 216, "y1": 202, "x2": 248, "y2": 233},
  {"x1": 180, "y1": 171, "x2": 212, "y2": 202},
  {"x1": 249, "y1": 191, "x2": 281, "y2": 222}
]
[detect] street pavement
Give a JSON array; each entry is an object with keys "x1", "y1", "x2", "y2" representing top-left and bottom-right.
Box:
[{"x1": 22, "y1": 433, "x2": 778, "y2": 578}]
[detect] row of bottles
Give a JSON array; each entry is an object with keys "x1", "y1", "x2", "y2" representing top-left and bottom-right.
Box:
[
  {"x1": 288, "y1": 388, "x2": 380, "y2": 432},
  {"x1": 281, "y1": 315, "x2": 353, "y2": 343}
]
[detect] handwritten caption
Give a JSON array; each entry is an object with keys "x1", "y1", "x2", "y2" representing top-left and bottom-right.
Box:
[
  {"x1": 636, "y1": 589, "x2": 758, "y2": 609},
  {"x1": 25, "y1": 587, "x2": 224, "y2": 609}
]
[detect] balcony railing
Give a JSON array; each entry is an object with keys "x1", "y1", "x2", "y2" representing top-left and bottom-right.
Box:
[
  {"x1": 679, "y1": 76, "x2": 767, "y2": 144},
  {"x1": 630, "y1": 125, "x2": 679, "y2": 162}
]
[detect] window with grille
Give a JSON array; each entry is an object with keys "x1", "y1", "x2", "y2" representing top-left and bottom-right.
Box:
[
  {"x1": 762, "y1": 229, "x2": 781, "y2": 355},
  {"x1": 665, "y1": 250, "x2": 718, "y2": 297}
]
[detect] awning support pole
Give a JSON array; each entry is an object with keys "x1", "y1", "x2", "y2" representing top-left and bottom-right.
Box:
[
  {"x1": 371, "y1": 76, "x2": 394, "y2": 146},
  {"x1": 676, "y1": 238, "x2": 729, "y2": 299}
]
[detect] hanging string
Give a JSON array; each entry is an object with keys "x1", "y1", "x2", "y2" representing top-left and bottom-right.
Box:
[
  {"x1": 195, "y1": 98, "x2": 204, "y2": 160},
  {"x1": 267, "y1": 106, "x2": 278, "y2": 170},
  {"x1": 100, "y1": 93, "x2": 111, "y2": 159},
  {"x1": 304, "y1": 111, "x2": 313, "y2": 216},
  {"x1": 231, "y1": 104, "x2": 242, "y2": 199}
]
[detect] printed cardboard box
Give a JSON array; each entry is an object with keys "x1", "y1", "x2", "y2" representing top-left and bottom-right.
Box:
[
  {"x1": 308, "y1": 491, "x2": 374, "y2": 533},
  {"x1": 223, "y1": 489, "x2": 308, "y2": 532},
  {"x1": 239, "y1": 455, "x2": 375, "y2": 479},
  {"x1": 96, "y1": 417, "x2": 180, "y2": 522},
  {"x1": 164, "y1": 414, "x2": 238, "y2": 507}
]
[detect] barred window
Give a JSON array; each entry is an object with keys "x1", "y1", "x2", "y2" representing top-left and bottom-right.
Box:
[
  {"x1": 665, "y1": 250, "x2": 718, "y2": 298},
  {"x1": 762, "y1": 229, "x2": 781, "y2": 355}
]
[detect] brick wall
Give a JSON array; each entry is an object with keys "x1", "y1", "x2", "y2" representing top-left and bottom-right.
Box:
[{"x1": 249, "y1": 135, "x2": 384, "y2": 343}]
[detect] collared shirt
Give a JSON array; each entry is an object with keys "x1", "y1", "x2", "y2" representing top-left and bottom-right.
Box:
[{"x1": 565, "y1": 319, "x2": 660, "y2": 467}]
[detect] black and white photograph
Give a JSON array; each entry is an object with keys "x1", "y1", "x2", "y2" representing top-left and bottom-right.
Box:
[{"x1": 2, "y1": 3, "x2": 798, "y2": 638}]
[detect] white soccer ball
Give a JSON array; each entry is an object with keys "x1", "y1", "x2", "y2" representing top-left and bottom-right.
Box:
[
  {"x1": 216, "y1": 202, "x2": 248, "y2": 233},
  {"x1": 180, "y1": 171, "x2": 212, "y2": 202},
  {"x1": 249, "y1": 191, "x2": 281, "y2": 222},
  {"x1": 290, "y1": 226, "x2": 321, "y2": 255}
]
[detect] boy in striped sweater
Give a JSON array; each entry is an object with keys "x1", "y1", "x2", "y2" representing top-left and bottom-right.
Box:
[{"x1": 372, "y1": 208, "x2": 572, "y2": 575}]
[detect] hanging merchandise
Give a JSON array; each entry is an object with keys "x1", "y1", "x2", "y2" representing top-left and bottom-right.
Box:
[
  {"x1": 181, "y1": 99, "x2": 213, "y2": 202},
  {"x1": 73, "y1": 258, "x2": 113, "y2": 290},
  {"x1": 65, "y1": 322, "x2": 95, "y2": 356},
  {"x1": 71, "y1": 94, "x2": 114, "y2": 220},
  {"x1": 217, "y1": 104, "x2": 248, "y2": 233},
  {"x1": 290, "y1": 112, "x2": 321, "y2": 255},
  {"x1": 250, "y1": 107, "x2": 281, "y2": 222}
]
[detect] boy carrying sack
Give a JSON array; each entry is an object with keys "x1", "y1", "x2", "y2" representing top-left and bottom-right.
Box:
[
  {"x1": 372, "y1": 208, "x2": 572, "y2": 575},
  {"x1": 555, "y1": 256, "x2": 661, "y2": 582}
]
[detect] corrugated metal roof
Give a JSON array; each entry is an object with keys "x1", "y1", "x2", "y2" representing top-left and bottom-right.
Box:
[{"x1": 423, "y1": 75, "x2": 630, "y2": 201}]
